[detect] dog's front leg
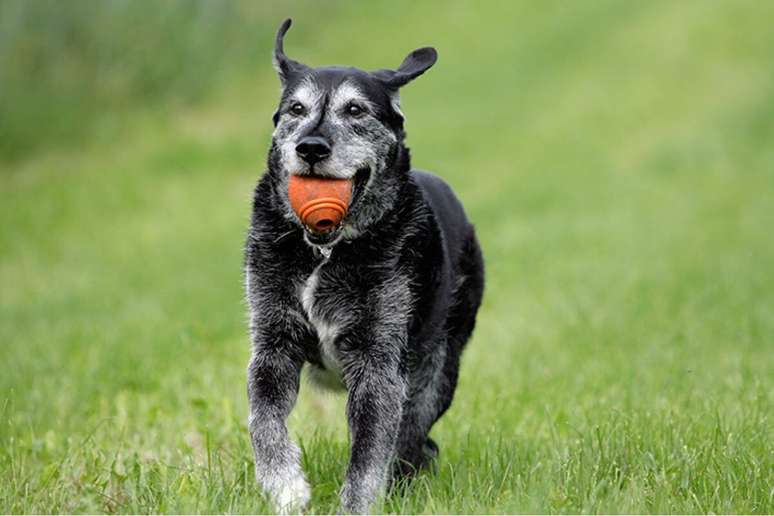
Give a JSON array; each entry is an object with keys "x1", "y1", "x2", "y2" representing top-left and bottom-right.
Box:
[
  {"x1": 247, "y1": 345, "x2": 308, "y2": 513},
  {"x1": 340, "y1": 354, "x2": 406, "y2": 513}
]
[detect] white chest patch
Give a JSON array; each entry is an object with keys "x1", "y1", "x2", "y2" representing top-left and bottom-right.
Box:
[{"x1": 300, "y1": 263, "x2": 342, "y2": 375}]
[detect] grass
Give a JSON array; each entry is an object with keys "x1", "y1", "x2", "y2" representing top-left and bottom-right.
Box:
[
  {"x1": 0, "y1": 0, "x2": 331, "y2": 161},
  {"x1": 1, "y1": 0, "x2": 773, "y2": 513}
]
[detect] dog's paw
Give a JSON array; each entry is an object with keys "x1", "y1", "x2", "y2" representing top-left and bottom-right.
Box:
[
  {"x1": 423, "y1": 437, "x2": 439, "y2": 467},
  {"x1": 270, "y1": 474, "x2": 311, "y2": 514},
  {"x1": 340, "y1": 477, "x2": 383, "y2": 515},
  {"x1": 257, "y1": 463, "x2": 311, "y2": 514}
]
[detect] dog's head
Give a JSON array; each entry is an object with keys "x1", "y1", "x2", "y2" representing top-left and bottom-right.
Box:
[{"x1": 267, "y1": 19, "x2": 437, "y2": 246}]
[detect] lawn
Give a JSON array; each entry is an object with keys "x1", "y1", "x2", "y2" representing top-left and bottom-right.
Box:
[{"x1": 1, "y1": 1, "x2": 772, "y2": 513}]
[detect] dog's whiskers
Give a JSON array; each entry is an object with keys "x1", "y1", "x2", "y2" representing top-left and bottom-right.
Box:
[{"x1": 274, "y1": 228, "x2": 297, "y2": 243}]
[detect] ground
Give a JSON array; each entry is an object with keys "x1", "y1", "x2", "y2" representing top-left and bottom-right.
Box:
[{"x1": 1, "y1": 1, "x2": 772, "y2": 513}]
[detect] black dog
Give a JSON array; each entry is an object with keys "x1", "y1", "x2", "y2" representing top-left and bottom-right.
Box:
[{"x1": 245, "y1": 19, "x2": 484, "y2": 513}]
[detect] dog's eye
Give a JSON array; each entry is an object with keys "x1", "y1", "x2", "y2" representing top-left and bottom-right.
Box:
[
  {"x1": 289, "y1": 102, "x2": 305, "y2": 116},
  {"x1": 346, "y1": 103, "x2": 365, "y2": 117}
]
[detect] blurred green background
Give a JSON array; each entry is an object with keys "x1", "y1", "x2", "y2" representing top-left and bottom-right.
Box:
[{"x1": 1, "y1": 0, "x2": 772, "y2": 513}]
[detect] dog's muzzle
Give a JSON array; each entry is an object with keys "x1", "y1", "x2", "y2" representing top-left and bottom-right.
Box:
[
  {"x1": 288, "y1": 167, "x2": 371, "y2": 245},
  {"x1": 288, "y1": 175, "x2": 353, "y2": 234}
]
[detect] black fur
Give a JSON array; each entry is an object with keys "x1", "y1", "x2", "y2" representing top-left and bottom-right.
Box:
[{"x1": 245, "y1": 19, "x2": 484, "y2": 513}]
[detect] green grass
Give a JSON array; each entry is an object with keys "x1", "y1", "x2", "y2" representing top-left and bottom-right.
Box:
[
  {"x1": 0, "y1": 0, "x2": 332, "y2": 161},
  {"x1": 1, "y1": 0, "x2": 773, "y2": 513}
]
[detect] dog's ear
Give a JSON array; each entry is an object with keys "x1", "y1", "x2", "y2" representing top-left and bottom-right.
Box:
[
  {"x1": 372, "y1": 47, "x2": 438, "y2": 89},
  {"x1": 273, "y1": 18, "x2": 308, "y2": 87}
]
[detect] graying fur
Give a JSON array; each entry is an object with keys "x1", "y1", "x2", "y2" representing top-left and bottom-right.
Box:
[{"x1": 246, "y1": 19, "x2": 484, "y2": 514}]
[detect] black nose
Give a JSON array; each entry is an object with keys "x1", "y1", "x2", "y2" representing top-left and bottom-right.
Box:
[{"x1": 295, "y1": 136, "x2": 331, "y2": 165}]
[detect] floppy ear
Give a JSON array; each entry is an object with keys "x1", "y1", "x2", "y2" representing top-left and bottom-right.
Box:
[
  {"x1": 272, "y1": 18, "x2": 309, "y2": 87},
  {"x1": 373, "y1": 47, "x2": 438, "y2": 89}
]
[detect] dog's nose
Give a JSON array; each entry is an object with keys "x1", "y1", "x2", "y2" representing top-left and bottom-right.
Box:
[{"x1": 295, "y1": 136, "x2": 331, "y2": 165}]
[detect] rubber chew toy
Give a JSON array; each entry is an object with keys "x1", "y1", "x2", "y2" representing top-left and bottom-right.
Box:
[{"x1": 288, "y1": 175, "x2": 353, "y2": 233}]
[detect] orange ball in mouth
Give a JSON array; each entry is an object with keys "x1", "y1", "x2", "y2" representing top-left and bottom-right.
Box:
[{"x1": 287, "y1": 175, "x2": 354, "y2": 234}]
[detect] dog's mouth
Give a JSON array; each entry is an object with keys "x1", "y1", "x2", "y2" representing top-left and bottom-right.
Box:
[
  {"x1": 295, "y1": 166, "x2": 370, "y2": 246},
  {"x1": 304, "y1": 228, "x2": 340, "y2": 247},
  {"x1": 349, "y1": 166, "x2": 372, "y2": 211}
]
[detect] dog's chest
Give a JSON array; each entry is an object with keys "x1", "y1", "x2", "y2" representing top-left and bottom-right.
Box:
[{"x1": 299, "y1": 260, "x2": 344, "y2": 375}]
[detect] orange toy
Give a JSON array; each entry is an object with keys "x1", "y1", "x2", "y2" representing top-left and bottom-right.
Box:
[{"x1": 288, "y1": 175, "x2": 353, "y2": 233}]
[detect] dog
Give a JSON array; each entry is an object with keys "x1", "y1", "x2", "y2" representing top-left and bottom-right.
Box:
[{"x1": 244, "y1": 18, "x2": 484, "y2": 513}]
